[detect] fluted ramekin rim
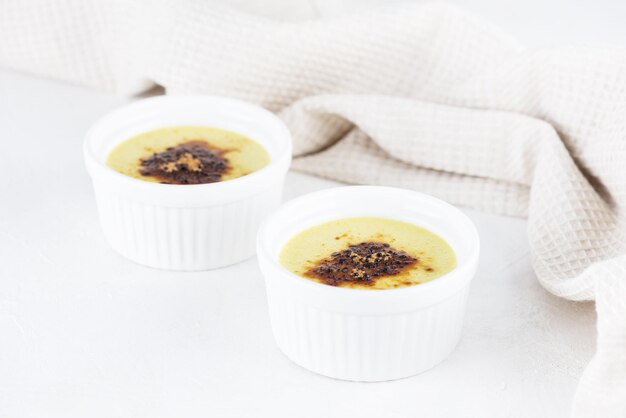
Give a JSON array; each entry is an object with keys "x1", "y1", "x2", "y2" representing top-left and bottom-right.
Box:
[
  {"x1": 257, "y1": 185, "x2": 480, "y2": 303},
  {"x1": 84, "y1": 95, "x2": 292, "y2": 206}
]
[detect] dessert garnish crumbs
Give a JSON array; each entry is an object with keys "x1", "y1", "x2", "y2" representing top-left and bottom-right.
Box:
[
  {"x1": 139, "y1": 140, "x2": 229, "y2": 184},
  {"x1": 305, "y1": 242, "x2": 418, "y2": 286}
]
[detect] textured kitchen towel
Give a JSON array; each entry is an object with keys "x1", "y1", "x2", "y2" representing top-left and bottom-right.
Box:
[{"x1": 1, "y1": 1, "x2": 625, "y2": 415}]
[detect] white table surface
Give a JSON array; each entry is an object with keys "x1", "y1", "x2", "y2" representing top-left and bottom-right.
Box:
[{"x1": 0, "y1": 67, "x2": 598, "y2": 418}]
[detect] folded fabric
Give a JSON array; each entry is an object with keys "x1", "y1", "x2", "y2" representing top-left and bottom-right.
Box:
[{"x1": 1, "y1": 1, "x2": 624, "y2": 415}]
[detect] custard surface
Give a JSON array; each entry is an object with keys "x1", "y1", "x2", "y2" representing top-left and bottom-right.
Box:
[
  {"x1": 279, "y1": 217, "x2": 456, "y2": 289},
  {"x1": 106, "y1": 126, "x2": 270, "y2": 184}
]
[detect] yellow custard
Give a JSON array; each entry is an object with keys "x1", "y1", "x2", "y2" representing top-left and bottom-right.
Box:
[
  {"x1": 279, "y1": 217, "x2": 456, "y2": 289},
  {"x1": 106, "y1": 126, "x2": 270, "y2": 184}
]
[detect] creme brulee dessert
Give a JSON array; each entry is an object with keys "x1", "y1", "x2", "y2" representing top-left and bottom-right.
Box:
[
  {"x1": 106, "y1": 126, "x2": 270, "y2": 184},
  {"x1": 279, "y1": 217, "x2": 456, "y2": 289}
]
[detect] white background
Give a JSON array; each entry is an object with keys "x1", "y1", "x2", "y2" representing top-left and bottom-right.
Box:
[
  {"x1": 1, "y1": 1, "x2": 623, "y2": 417},
  {"x1": 221, "y1": 0, "x2": 626, "y2": 47}
]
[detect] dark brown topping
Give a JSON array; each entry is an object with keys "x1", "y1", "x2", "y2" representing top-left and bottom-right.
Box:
[
  {"x1": 305, "y1": 242, "x2": 418, "y2": 287},
  {"x1": 139, "y1": 140, "x2": 229, "y2": 184}
]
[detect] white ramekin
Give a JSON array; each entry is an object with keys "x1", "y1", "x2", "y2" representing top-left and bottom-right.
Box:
[
  {"x1": 257, "y1": 186, "x2": 480, "y2": 381},
  {"x1": 84, "y1": 95, "x2": 292, "y2": 271}
]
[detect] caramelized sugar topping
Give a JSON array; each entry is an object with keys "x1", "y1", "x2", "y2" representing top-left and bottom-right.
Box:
[
  {"x1": 305, "y1": 242, "x2": 418, "y2": 286},
  {"x1": 139, "y1": 140, "x2": 229, "y2": 184}
]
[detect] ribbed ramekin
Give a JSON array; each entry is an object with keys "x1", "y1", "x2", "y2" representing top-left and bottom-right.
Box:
[
  {"x1": 257, "y1": 186, "x2": 479, "y2": 381},
  {"x1": 84, "y1": 96, "x2": 291, "y2": 271}
]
